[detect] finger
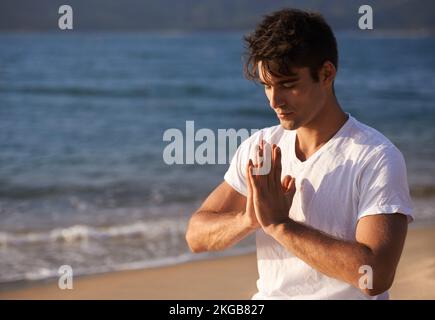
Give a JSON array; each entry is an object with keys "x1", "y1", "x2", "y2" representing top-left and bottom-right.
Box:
[
  {"x1": 286, "y1": 177, "x2": 296, "y2": 194},
  {"x1": 282, "y1": 175, "x2": 292, "y2": 192},
  {"x1": 256, "y1": 144, "x2": 263, "y2": 170},
  {"x1": 257, "y1": 140, "x2": 263, "y2": 165},
  {"x1": 284, "y1": 177, "x2": 296, "y2": 208},
  {"x1": 270, "y1": 144, "x2": 277, "y2": 180},
  {"x1": 281, "y1": 175, "x2": 292, "y2": 191},
  {"x1": 246, "y1": 159, "x2": 254, "y2": 195},
  {"x1": 246, "y1": 159, "x2": 254, "y2": 191},
  {"x1": 271, "y1": 144, "x2": 276, "y2": 172},
  {"x1": 264, "y1": 144, "x2": 276, "y2": 190},
  {"x1": 274, "y1": 145, "x2": 282, "y2": 186},
  {"x1": 269, "y1": 143, "x2": 277, "y2": 187},
  {"x1": 247, "y1": 158, "x2": 257, "y2": 191}
]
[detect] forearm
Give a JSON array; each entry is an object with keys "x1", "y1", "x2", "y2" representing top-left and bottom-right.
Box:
[
  {"x1": 268, "y1": 221, "x2": 385, "y2": 294},
  {"x1": 186, "y1": 210, "x2": 255, "y2": 253}
]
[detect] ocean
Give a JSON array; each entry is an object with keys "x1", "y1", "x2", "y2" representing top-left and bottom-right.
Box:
[{"x1": 0, "y1": 32, "x2": 434, "y2": 286}]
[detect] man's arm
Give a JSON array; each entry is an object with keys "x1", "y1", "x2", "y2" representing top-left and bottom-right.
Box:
[
  {"x1": 185, "y1": 181, "x2": 258, "y2": 253},
  {"x1": 268, "y1": 213, "x2": 408, "y2": 296},
  {"x1": 248, "y1": 143, "x2": 409, "y2": 296}
]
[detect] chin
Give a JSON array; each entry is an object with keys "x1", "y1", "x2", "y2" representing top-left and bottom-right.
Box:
[{"x1": 280, "y1": 120, "x2": 298, "y2": 130}]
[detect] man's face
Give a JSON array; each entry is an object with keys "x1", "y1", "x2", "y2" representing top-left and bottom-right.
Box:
[{"x1": 258, "y1": 61, "x2": 329, "y2": 131}]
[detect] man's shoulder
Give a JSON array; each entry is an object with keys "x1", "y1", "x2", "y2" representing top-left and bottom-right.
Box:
[
  {"x1": 348, "y1": 116, "x2": 397, "y2": 150},
  {"x1": 347, "y1": 116, "x2": 404, "y2": 163}
]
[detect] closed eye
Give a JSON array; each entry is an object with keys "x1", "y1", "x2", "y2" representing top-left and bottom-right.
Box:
[
  {"x1": 260, "y1": 82, "x2": 297, "y2": 90},
  {"x1": 282, "y1": 82, "x2": 297, "y2": 89}
]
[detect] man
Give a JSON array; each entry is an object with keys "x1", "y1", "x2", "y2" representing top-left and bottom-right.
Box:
[{"x1": 185, "y1": 8, "x2": 413, "y2": 299}]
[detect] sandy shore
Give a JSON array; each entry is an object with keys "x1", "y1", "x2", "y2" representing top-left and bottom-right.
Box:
[{"x1": 1, "y1": 225, "x2": 434, "y2": 300}]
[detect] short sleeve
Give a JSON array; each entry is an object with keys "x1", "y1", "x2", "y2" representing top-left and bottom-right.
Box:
[
  {"x1": 224, "y1": 131, "x2": 263, "y2": 197},
  {"x1": 357, "y1": 146, "x2": 414, "y2": 223}
]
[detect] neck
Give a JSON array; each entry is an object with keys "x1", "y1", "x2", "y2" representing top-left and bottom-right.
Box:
[{"x1": 295, "y1": 96, "x2": 347, "y2": 160}]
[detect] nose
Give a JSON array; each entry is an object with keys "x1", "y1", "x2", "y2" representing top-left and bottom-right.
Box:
[{"x1": 268, "y1": 87, "x2": 286, "y2": 110}]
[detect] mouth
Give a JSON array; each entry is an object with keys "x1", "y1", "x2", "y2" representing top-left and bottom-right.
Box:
[{"x1": 277, "y1": 112, "x2": 294, "y2": 119}]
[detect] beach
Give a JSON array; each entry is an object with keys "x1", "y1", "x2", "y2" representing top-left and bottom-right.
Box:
[
  {"x1": 1, "y1": 33, "x2": 435, "y2": 293},
  {"x1": 1, "y1": 224, "x2": 434, "y2": 300}
]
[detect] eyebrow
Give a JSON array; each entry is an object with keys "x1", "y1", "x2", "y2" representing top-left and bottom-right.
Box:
[{"x1": 259, "y1": 76, "x2": 300, "y2": 85}]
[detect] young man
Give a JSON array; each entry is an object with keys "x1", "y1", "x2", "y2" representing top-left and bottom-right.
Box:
[{"x1": 185, "y1": 9, "x2": 413, "y2": 299}]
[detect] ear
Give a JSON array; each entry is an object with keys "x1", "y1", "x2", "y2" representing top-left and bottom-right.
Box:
[{"x1": 320, "y1": 61, "x2": 336, "y2": 86}]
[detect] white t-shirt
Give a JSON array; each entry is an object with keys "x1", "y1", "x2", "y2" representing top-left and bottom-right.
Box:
[{"x1": 224, "y1": 113, "x2": 414, "y2": 300}]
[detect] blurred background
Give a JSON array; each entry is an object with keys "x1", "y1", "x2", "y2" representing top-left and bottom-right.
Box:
[{"x1": 0, "y1": 0, "x2": 434, "y2": 288}]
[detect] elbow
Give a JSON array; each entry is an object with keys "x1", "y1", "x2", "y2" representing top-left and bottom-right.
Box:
[
  {"x1": 185, "y1": 230, "x2": 204, "y2": 253},
  {"x1": 358, "y1": 269, "x2": 394, "y2": 297},
  {"x1": 185, "y1": 218, "x2": 206, "y2": 254},
  {"x1": 354, "y1": 248, "x2": 397, "y2": 297},
  {"x1": 362, "y1": 282, "x2": 392, "y2": 297}
]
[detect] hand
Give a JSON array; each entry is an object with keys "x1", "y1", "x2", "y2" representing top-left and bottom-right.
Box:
[
  {"x1": 243, "y1": 141, "x2": 264, "y2": 230},
  {"x1": 247, "y1": 142, "x2": 296, "y2": 234},
  {"x1": 245, "y1": 173, "x2": 261, "y2": 230}
]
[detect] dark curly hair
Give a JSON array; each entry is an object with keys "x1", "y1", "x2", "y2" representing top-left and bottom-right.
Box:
[{"x1": 243, "y1": 8, "x2": 338, "y2": 84}]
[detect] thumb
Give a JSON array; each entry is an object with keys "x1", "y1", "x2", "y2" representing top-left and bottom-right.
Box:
[
  {"x1": 246, "y1": 159, "x2": 255, "y2": 195},
  {"x1": 285, "y1": 177, "x2": 296, "y2": 195},
  {"x1": 284, "y1": 177, "x2": 296, "y2": 207},
  {"x1": 281, "y1": 175, "x2": 293, "y2": 192}
]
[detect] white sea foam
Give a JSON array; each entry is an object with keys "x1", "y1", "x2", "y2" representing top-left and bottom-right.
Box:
[
  {"x1": 0, "y1": 217, "x2": 189, "y2": 246},
  {"x1": 0, "y1": 244, "x2": 256, "y2": 283}
]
